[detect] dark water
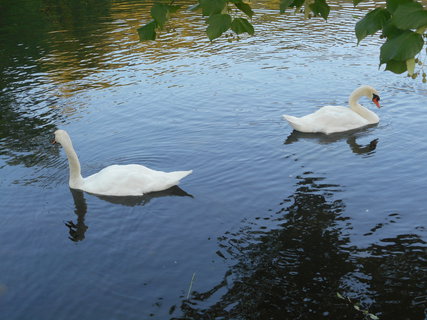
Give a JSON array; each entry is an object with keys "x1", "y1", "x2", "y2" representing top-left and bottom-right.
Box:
[{"x1": 0, "y1": 0, "x2": 426, "y2": 319}]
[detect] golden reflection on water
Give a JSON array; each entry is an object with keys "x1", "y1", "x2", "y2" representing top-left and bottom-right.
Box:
[{"x1": 35, "y1": 0, "x2": 384, "y2": 100}]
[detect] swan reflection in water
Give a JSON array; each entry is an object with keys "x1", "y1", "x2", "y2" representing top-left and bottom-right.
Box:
[
  {"x1": 284, "y1": 126, "x2": 378, "y2": 156},
  {"x1": 66, "y1": 186, "x2": 193, "y2": 242}
]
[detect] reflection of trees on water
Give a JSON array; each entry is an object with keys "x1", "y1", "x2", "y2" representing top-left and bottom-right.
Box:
[
  {"x1": 66, "y1": 186, "x2": 193, "y2": 242},
  {"x1": 0, "y1": 0, "x2": 113, "y2": 74},
  {"x1": 0, "y1": 97, "x2": 58, "y2": 168},
  {"x1": 178, "y1": 172, "x2": 359, "y2": 319},
  {"x1": 0, "y1": 0, "x2": 114, "y2": 99},
  {"x1": 175, "y1": 172, "x2": 426, "y2": 320},
  {"x1": 359, "y1": 234, "x2": 427, "y2": 320},
  {"x1": 0, "y1": 0, "x2": 113, "y2": 168}
]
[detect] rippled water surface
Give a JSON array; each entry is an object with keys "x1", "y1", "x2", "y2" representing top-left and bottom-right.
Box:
[{"x1": 1, "y1": 1, "x2": 426, "y2": 319}]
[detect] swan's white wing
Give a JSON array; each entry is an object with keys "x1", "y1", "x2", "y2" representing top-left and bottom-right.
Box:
[
  {"x1": 284, "y1": 106, "x2": 369, "y2": 134},
  {"x1": 312, "y1": 106, "x2": 369, "y2": 134},
  {"x1": 82, "y1": 164, "x2": 192, "y2": 196}
]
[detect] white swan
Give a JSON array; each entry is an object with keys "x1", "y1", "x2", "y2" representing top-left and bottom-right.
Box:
[
  {"x1": 53, "y1": 130, "x2": 192, "y2": 196},
  {"x1": 283, "y1": 85, "x2": 381, "y2": 135}
]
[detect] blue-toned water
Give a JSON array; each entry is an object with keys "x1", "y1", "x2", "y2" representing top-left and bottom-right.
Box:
[{"x1": 0, "y1": 1, "x2": 426, "y2": 319}]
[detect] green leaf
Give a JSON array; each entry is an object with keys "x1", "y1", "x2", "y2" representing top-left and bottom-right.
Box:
[
  {"x1": 280, "y1": 0, "x2": 294, "y2": 13},
  {"x1": 386, "y1": 0, "x2": 413, "y2": 14},
  {"x1": 207, "y1": 14, "x2": 232, "y2": 40},
  {"x1": 151, "y1": 3, "x2": 169, "y2": 28},
  {"x1": 137, "y1": 20, "x2": 157, "y2": 41},
  {"x1": 406, "y1": 58, "x2": 416, "y2": 75},
  {"x1": 233, "y1": 0, "x2": 254, "y2": 18},
  {"x1": 355, "y1": 8, "x2": 391, "y2": 43},
  {"x1": 200, "y1": 0, "x2": 226, "y2": 16},
  {"x1": 392, "y1": 2, "x2": 427, "y2": 30},
  {"x1": 169, "y1": 5, "x2": 182, "y2": 13},
  {"x1": 380, "y1": 30, "x2": 424, "y2": 63},
  {"x1": 309, "y1": 0, "x2": 330, "y2": 20},
  {"x1": 369, "y1": 314, "x2": 380, "y2": 320},
  {"x1": 354, "y1": 305, "x2": 360, "y2": 311},
  {"x1": 416, "y1": 25, "x2": 427, "y2": 34},
  {"x1": 292, "y1": 0, "x2": 305, "y2": 9},
  {"x1": 382, "y1": 20, "x2": 405, "y2": 39},
  {"x1": 336, "y1": 292, "x2": 345, "y2": 300},
  {"x1": 231, "y1": 17, "x2": 254, "y2": 35}
]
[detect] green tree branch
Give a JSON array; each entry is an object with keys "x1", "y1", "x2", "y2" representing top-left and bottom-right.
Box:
[{"x1": 138, "y1": 0, "x2": 427, "y2": 78}]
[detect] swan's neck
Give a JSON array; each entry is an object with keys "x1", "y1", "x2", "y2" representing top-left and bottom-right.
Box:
[
  {"x1": 62, "y1": 141, "x2": 84, "y2": 189},
  {"x1": 348, "y1": 88, "x2": 379, "y2": 124}
]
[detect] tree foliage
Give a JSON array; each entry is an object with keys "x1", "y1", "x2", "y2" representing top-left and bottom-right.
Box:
[{"x1": 138, "y1": 0, "x2": 427, "y2": 78}]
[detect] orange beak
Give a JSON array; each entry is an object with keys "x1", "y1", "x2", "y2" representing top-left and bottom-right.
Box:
[{"x1": 372, "y1": 96, "x2": 381, "y2": 108}]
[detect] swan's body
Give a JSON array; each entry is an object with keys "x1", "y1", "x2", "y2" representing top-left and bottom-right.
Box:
[
  {"x1": 53, "y1": 130, "x2": 192, "y2": 196},
  {"x1": 283, "y1": 85, "x2": 381, "y2": 135}
]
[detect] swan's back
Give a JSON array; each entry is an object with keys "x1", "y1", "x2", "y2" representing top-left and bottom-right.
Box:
[
  {"x1": 82, "y1": 164, "x2": 192, "y2": 196},
  {"x1": 284, "y1": 106, "x2": 371, "y2": 135}
]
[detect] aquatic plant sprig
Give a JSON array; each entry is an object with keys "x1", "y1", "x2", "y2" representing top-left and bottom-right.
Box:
[
  {"x1": 336, "y1": 292, "x2": 380, "y2": 320},
  {"x1": 186, "y1": 272, "x2": 197, "y2": 300}
]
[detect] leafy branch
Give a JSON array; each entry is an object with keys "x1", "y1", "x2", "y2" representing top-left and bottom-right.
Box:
[
  {"x1": 137, "y1": 1, "x2": 182, "y2": 40},
  {"x1": 355, "y1": 0, "x2": 427, "y2": 77},
  {"x1": 137, "y1": 0, "x2": 254, "y2": 41},
  {"x1": 137, "y1": 0, "x2": 427, "y2": 77}
]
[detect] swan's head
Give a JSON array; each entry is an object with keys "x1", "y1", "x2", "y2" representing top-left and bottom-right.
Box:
[
  {"x1": 360, "y1": 85, "x2": 381, "y2": 108},
  {"x1": 53, "y1": 129, "x2": 72, "y2": 147}
]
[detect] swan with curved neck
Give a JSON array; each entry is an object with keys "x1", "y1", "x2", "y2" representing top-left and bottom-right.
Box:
[
  {"x1": 283, "y1": 85, "x2": 381, "y2": 135},
  {"x1": 53, "y1": 130, "x2": 192, "y2": 196}
]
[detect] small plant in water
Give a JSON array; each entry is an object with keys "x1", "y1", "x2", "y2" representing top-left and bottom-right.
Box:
[{"x1": 336, "y1": 292, "x2": 380, "y2": 320}]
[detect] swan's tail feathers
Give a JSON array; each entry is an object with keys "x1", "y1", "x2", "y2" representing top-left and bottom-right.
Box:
[
  {"x1": 283, "y1": 115, "x2": 303, "y2": 132},
  {"x1": 170, "y1": 170, "x2": 193, "y2": 182}
]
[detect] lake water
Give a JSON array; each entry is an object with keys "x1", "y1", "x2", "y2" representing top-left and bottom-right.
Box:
[{"x1": 0, "y1": 0, "x2": 426, "y2": 319}]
